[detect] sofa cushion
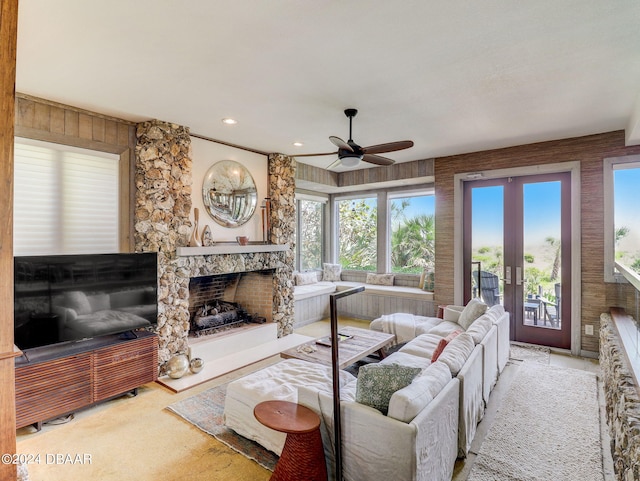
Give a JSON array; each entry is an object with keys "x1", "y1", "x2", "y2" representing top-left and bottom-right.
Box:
[
  {"x1": 366, "y1": 273, "x2": 395, "y2": 286},
  {"x1": 387, "y1": 361, "x2": 452, "y2": 423},
  {"x1": 429, "y1": 320, "x2": 465, "y2": 337},
  {"x1": 457, "y1": 299, "x2": 488, "y2": 330},
  {"x1": 322, "y1": 263, "x2": 342, "y2": 282},
  {"x1": 356, "y1": 363, "x2": 422, "y2": 414},
  {"x1": 399, "y1": 333, "x2": 443, "y2": 359},
  {"x1": 431, "y1": 330, "x2": 462, "y2": 362},
  {"x1": 484, "y1": 304, "x2": 506, "y2": 324},
  {"x1": 465, "y1": 315, "x2": 493, "y2": 344},
  {"x1": 437, "y1": 332, "x2": 476, "y2": 376},
  {"x1": 295, "y1": 271, "x2": 318, "y2": 286},
  {"x1": 380, "y1": 351, "x2": 432, "y2": 370},
  {"x1": 63, "y1": 291, "x2": 92, "y2": 315}
]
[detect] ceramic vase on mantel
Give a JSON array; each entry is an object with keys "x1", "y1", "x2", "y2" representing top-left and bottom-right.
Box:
[
  {"x1": 189, "y1": 208, "x2": 202, "y2": 247},
  {"x1": 201, "y1": 225, "x2": 214, "y2": 247}
]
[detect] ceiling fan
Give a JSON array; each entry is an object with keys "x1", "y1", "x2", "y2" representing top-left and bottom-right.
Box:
[{"x1": 296, "y1": 108, "x2": 414, "y2": 170}]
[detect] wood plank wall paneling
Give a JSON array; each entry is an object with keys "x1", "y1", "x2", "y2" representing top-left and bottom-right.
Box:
[
  {"x1": 295, "y1": 158, "x2": 434, "y2": 190},
  {"x1": 339, "y1": 158, "x2": 434, "y2": 188},
  {"x1": 434, "y1": 131, "x2": 640, "y2": 354},
  {"x1": 295, "y1": 161, "x2": 339, "y2": 188},
  {"x1": 14, "y1": 93, "x2": 137, "y2": 252},
  {"x1": 1, "y1": 0, "x2": 19, "y2": 478}
]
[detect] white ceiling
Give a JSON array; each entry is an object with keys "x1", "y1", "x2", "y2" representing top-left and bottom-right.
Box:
[{"x1": 15, "y1": 0, "x2": 640, "y2": 173}]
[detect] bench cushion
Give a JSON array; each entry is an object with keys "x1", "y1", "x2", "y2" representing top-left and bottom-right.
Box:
[
  {"x1": 293, "y1": 281, "x2": 336, "y2": 301},
  {"x1": 334, "y1": 281, "x2": 434, "y2": 300}
]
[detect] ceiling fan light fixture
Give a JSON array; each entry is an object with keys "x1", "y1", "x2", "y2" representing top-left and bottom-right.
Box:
[{"x1": 341, "y1": 156, "x2": 360, "y2": 168}]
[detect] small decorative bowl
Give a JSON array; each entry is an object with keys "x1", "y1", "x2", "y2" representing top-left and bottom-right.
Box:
[
  {"x1": 189, "y1": 357, "x2": 205, "y2": 374},
  {"x1": 165, "y1": 354, "x2": 190, "y2": 379}
]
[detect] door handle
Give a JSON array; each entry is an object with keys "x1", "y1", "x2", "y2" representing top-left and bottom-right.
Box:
[
  {"x1": 503, "y1": 266, "x2": 511, "y2": 285},
  {"x1": 515, "y1": 266, "x2": 523, "y2": 286}
]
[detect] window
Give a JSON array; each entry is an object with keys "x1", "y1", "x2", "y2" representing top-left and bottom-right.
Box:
[
  {"x1": 14, "y1": 138, "x2": 120, "y2": 255},
  {"x1": 389, "y1": 193, "x2": 435, "y2": 273},
  {"x1": 613, "y1": 165, "x2": 640, "y2": 274},
  {"x1": 295, "y1": 197, "x2": 325, "y2": 271},
  {"x1": 605, "y1": 156, "x2": 640, "y2": 280},
  {"x1": 337, "y1": 197, "x2": 377, "y2": 271}
]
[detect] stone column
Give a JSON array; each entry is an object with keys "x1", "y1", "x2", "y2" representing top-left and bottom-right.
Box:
[
  {"x1": 268, "y1": 153, "x2": 296, "y2": 336},
  {"x1": 134, "y1": 120, "x2": 193, "y2": 362}
]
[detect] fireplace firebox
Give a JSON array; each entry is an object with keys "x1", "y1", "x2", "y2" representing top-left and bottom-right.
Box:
[{"x1": 188, "y1": 270, "x2": 274, "y2": 337}]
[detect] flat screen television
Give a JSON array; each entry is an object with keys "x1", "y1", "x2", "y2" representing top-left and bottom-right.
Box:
[{"x1": 14, "y1": 252, "x2": 158, "y2": 351}]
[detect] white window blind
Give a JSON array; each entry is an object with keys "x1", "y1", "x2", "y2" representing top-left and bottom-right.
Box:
[{"x1": 14, "y1": 138, "x2": 120, "y2": 255}]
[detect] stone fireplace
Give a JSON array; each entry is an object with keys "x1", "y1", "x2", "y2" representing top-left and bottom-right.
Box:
[{"x1": 133, "y1": 120, "x2": 296, "y2": 364}]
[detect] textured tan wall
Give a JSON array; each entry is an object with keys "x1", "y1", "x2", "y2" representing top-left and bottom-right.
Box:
[{"x1": 434, "y1": 131, "x2": 640, "y2": 353}]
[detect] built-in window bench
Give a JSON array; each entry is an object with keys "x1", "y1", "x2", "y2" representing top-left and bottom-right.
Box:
[{"x1": 293, "y1": 271, "x2": 436, "y2": 328}]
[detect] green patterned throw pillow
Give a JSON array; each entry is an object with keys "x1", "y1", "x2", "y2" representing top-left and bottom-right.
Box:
[{"x1": 355, "y1": 363, "x2": 423, "y2": 414}]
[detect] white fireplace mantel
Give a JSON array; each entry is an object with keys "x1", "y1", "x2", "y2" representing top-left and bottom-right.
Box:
[{"x1": 176, "y1": 244, "x2": 289, "y2": 257}]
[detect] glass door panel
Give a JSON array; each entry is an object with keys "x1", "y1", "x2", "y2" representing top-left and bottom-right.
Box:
[
  {"x1": 469, "y1": 185, "x2": 504, "y2": 307},
  {"x1": 464, "y1": 173, "x2": 571, "y2": 349},
  {"x1": 522, "y1": 181, "x2": 561, "y2": 330}
]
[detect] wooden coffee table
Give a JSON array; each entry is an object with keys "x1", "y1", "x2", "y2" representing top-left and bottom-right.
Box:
[{"x1": 281, "y1": 326, "x2": 395, "y2": 370}]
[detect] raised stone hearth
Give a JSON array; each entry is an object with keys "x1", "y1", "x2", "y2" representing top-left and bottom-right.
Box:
[{"x1": 134, "y1": 120, "x2": 296, "y2": 364}]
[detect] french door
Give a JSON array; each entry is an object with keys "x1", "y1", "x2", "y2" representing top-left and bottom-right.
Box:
[{"x1": 463, "y1": 172, "x2": 571, "y2": 349}]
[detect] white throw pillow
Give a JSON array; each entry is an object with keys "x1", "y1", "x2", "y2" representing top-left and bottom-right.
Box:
[
  {"x1": 322, "y1": 263, "x2": 342, "y2": 282},
  {"x1": 457, "y1": 299, "x2": 488, "y2": 330},
  {"x1": 437, "y1": 332, "x2": 475, "y2": 376},
  {"x1": 366, "y1": 273, "x2": 395, "y2": 286},
  {"x1": 295, "y1": 271, "x2": 318, "y2": 286},
  {"x1": 387, "y1": 361, "x2": 452, "y2": 423},
  {"x1": 465, "y1": 315, "x2": 493, "y2": 344}
]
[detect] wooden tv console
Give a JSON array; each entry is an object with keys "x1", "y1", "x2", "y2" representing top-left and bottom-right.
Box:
[{"x1": 15, "y1": 331, "x2": 158, "y2": 430}]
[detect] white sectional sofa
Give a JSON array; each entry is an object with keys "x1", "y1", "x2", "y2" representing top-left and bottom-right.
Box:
[
  {"x1": 370, "y1": 302, "x2": 510, "y2": 455},
  {"x1": 222, "y1": 302, "x2": 509, "y2": 479}
]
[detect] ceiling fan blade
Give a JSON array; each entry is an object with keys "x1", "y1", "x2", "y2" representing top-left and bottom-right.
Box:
[
  {"x1": 362, "y1": 140, "x2": 414, "y2": 155},
  {"x1": 329, "y1": 136, "x2": 354, "y2": 152},
  {"x1": 362, "y1": 153, "x2": 395, "y2": 166},
  {"x1": 292, "y1": 151, "x2": 337, "y2": 157},
  {"x1": 326, "y1": 158, "x2": 342, "y2": 170}
]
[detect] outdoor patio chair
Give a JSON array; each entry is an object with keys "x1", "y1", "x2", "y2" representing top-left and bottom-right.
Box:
[
  {"x1": 472, "y1": 270, "x2": 501, "y2": 307},
  {"x1": 541, "y1": 283, "x2": 561, "y2": 327}
]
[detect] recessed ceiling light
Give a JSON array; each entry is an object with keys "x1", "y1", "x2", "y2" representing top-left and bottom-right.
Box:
[
  {"x1": 221, "y1": 118, "x2": 238, "y2": 125},
  {"x1": 292, "y1": 142, "x2": 304, "y2": 147}
]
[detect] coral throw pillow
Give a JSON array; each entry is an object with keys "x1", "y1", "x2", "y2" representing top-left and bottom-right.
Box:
[{"x1": 431, "y1": 330, "x2": 462, "y2": 362}]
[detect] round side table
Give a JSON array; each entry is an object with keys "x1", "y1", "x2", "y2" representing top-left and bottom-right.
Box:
[{"x1": 254, "y1": 400, "x2": 327, "y2": 481}]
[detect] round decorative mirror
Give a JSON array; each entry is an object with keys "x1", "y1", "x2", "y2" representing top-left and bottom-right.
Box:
[{"x1": 202, "y1": 160, "x2": 257, "y2": 228}]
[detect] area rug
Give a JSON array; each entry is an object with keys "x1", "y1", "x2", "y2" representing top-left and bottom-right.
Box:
[
  {"x1": 468, "y1": 363, "x2": 604, "y2": 481},
  {"x1": 166, "y1": 383, "x2": 277, "y2": 471},
  {"x1": 509, "y1": 343, "x2": 550, "y2": 364}
]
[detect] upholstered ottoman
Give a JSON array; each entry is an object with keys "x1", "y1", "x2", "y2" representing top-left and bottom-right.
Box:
[{"x1": 223, "y1": 359, "x2": 355, "y2": 455}]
